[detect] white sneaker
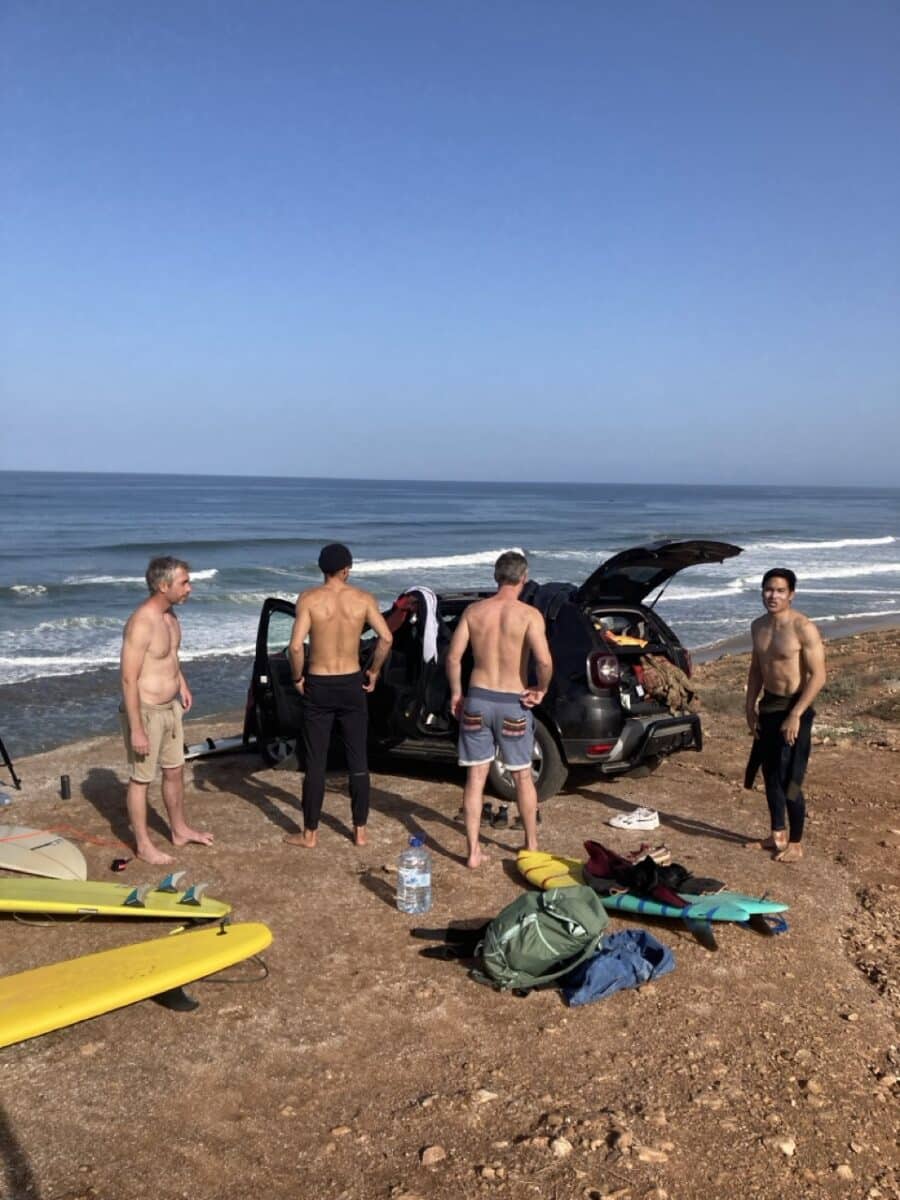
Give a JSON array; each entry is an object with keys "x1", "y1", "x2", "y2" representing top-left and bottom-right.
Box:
[{"x1": 608, "y1": 808, "x2": 660, "y2": 830}]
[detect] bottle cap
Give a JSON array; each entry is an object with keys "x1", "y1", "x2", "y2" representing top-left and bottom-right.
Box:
[{"x1": 409, "y1": 835, "x2": 425, "y2": 847}]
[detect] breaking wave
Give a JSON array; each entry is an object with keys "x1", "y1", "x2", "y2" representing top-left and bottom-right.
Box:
[{"x1": 355, "y1": 548, "x2": 524, "y2": 574}]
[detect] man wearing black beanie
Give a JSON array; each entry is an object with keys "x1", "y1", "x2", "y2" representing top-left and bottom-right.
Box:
[{"x1": 284, "y1": 544, "x2": 393, "y2": 848}]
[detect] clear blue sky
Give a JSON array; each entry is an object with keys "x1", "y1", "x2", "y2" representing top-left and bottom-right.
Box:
[{"x1": 2, "y1": 1, "x2": 898, "y2": 485}]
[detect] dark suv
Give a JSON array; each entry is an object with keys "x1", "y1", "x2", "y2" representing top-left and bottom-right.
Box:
[{"x1": 244, "y1": 539, "x2": 741, "y2": 802}]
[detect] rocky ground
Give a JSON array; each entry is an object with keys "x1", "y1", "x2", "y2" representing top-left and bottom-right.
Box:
[{"x1": 1, "y1": 629, "x2": 898, "y2": 1200}]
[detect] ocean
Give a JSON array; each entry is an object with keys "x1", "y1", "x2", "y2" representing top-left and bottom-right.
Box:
[{"x1": 1, "y1": 472, "x2": 898, "y2": 758}]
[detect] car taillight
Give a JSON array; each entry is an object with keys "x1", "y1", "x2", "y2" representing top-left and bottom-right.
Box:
[
  {"x1": 683, "y1": 649, "x2": 693, "y2": 678},
  {"x1": 587, "y1": 653, "x2": 620, "y2": 690},
  {"x1": 586, "y1": 742, "x2": 615, "y2": 757}
]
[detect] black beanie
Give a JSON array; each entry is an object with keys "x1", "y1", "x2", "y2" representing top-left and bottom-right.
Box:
[{"x1": 318, "y1": 543, "x2": 353, "y2": 575}]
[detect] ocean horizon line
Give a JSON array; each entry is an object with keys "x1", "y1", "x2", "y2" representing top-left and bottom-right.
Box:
[{"x1": 2, "y1": 468, "x2": 899, "y2": 494}]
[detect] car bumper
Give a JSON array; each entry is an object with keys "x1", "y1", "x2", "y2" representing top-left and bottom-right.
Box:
[{"x1": 563, "y1": 713, "x2": 702, "y2": 770}]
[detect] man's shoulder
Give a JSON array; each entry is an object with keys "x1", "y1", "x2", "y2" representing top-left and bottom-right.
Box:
[
  {"x1": 750, "y1": 614, "x2": 769, "y2": 634},
  {"x1": 127, "y1": 598, "x2": 158, "y2": 627},
  {"x1": 793, "y1": 610, "x2": 822, "y2": 639},
  {"x1": 299, "y1": 584, "x2": 327, "y2": 604}
]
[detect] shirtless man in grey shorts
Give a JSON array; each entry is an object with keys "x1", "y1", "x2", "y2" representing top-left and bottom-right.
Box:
[
  {"x1": 446, "y1": 551, "x2": 553, "y2": 869},
  {"x1": 120, "y1": 556, "x2": 213, "y2": 864}
]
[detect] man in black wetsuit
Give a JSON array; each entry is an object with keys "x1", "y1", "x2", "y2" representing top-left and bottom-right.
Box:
[
  {"x1": 744, "y1": 568, "x2": 826, "y2": 863},
  {"x1": 283, "y1": 543, "x2": 392, "y2": 849}
]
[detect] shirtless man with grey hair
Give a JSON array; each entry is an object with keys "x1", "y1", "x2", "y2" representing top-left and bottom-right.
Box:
[
  {"x1": 446, "y1": 550, "x2": 553, "y2": 869},
  {"x1": 120, "y1": 556, "x2": 213, "y2": 865},
  {"x1": 744, "y1": 567, "x2": 826, "y2": 863}
]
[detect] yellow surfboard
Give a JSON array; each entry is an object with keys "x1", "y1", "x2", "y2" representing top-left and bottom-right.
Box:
[
  {"x1": 0, "y1": 921, "x2": 272, "y2": 1048},
  {"x1": 517, "y1": 849, "x2": 584, "y2": 889},
  {"x1": 0, "y1": 876, "x2": 231, "y2": 921}
]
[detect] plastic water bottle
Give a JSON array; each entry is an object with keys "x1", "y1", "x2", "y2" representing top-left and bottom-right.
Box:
[{"x1": 396, "y1": 834, "x2": 432, "y2": 915}]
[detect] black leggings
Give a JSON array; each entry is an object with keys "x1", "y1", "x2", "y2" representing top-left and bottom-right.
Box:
[
  {"x1": 758, "y1": 704, "x2": 814, "y2": 844},
  {"x1": 301, "y1": 673, "x2": 370, "y2": 830}
]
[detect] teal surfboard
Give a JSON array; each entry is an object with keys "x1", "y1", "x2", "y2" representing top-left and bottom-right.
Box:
[
  {"x1": 516, "y1": 851, "x2": 787, "y2": 924},
  {"x1": 599, "y1": 889, "x2": 787, "y2": 922}
]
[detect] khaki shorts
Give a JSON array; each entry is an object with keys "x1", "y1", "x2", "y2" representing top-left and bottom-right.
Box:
[{"x1": 120, "y1": 700, "x2": 185, "y2": 783}]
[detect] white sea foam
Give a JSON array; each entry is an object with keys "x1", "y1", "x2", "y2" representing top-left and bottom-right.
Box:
[
  {"x1": 749, "y1": 535, "x2": 895, "y2": 551},
  {"x1": 740, "y1": 563, "x2": 900, "y2": 585},
  {"x1": 662, "y1": 579, "x2": 746, "y2": 601},
  {"x1": 816, "y1": 607, "x2": 899, "y2": 622},
  {"x1": 32, "y1": 616, "x2": 121, "y2": 632},
  {"x1": 9, "y1": 584, "x2": 48, "y2": 596},
  {"x1": 355, "y1": 548, "x2": 524, "y2": 574},
  {"x1": 220, "y1": 591, "x2": 296, "y2": 605},
  {"x1": 62, "y1": 568, "x2": 219, "y2": 585},
  {"x1": 800, "y1": 587, "x2": 900, "y2": 596}
]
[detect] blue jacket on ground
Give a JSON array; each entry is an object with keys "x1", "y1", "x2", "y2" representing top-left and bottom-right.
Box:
[{"x1": 560, "y1": 929, "x2": 675, "y2": 1007}]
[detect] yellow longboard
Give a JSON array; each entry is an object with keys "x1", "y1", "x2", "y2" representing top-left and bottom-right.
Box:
[
  {"x1": 0, "y1": 875, "x2": 231, "y2": 920},
  {"x1": 0, "y1": 921, "x2": 272, "y2": 1048},
  {"x1": 517, "y1": 849, "x2": 584, "y2": 889}
]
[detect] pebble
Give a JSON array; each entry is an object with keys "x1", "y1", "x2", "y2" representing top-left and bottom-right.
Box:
[
  {"x1": 834, "y1": 1164, "x2": 854, "y2": 1182},
  {"x1": 474, "y1": 1088, "x2": 498, "y2": 1105},
  {"x1": 636, "y1": 1146, "x2": 668, "y2": 1164},
  {"x1": 551, "y1": 1136, "x2": 574, "y2": 1158},
  {"x1": 803, "y1": 1079, "x2": 823, "y2": 1095},
  {"x1": 776, "y1": 1137, "x2": 797, "y2": 1158},
  {"x1": 546, "y1": 1111, "x2": 566, "y2": 1128},
  {"x1": 330, "y1": 1125, "x2": 351, "y2": 1137},
  {"x1": 279, "y1": 1105, "x2": 296, "y2": 1118},
  {"x1": 420, "y1": 1145, "x2": 446, "y2": 1166},
  {"x1": 842, "y1": 1012, "x2": 860, "y2": 1022}
]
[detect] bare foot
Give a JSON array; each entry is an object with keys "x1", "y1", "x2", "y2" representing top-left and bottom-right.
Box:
[
  {"x1": 136, "y1": 844, "x2": 174, "y2": 866},
  {"x1": 171, "y1": 828, "x2": 214, "y2": 848},
  {"x1": 744, "y1": 833, "x2": 788, "y2": 853},
  {"x1": 284, "y1": 830, "x2": 318, "y2": 849},
  {"x1": 353, "y1": 826, "x2": 368, "y2": 847},
  {"x1": 466, "y1": 847, "x2": 488, "y2": 870},
  {"x1": 775, "y1": 843, "x2": 803, "y2": 863}
]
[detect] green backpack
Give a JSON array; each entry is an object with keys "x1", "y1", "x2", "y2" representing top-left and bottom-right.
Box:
[{"x1": 472, "y1": 886, "x2": 609, "y2": 993}]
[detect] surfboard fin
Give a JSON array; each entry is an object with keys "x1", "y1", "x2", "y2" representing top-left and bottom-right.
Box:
[
  {"x1": 178, "y1": 882, "x2": 209, "y2": 907},
  {"x1": 682, "y1": 915, "x2": 718, "y2": 951},
  {"x1": 744, "y1": 913, "x2": 790, "y2": 936},
  {"x1": 155, "y1": 871, "x2": 187, "y2": 894},
  {"x1": 153, "y1": 986, "x2": 200, "y2": 1012},
  {"x1": 124, "y1": 884, "x2": 152, "y2": 909}
]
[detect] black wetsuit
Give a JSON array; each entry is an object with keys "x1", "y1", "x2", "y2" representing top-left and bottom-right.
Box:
[
  {"x1": 744, "y1": 690, "x2": 814, "y2": 844},
  {"x1": 301, "y1": 672, "x2": 370, "y2": 830}
]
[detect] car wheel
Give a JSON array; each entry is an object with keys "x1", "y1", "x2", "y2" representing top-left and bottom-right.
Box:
[
  {"x1": 255, "y1": 704, "x2": 298, "y2": 767},
  {"x1": 488, "y1": 719, "x2": 567, "y2": 803}
]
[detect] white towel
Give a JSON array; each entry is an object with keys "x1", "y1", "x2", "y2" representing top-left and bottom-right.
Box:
[{"x1": 402, "y1": 586, "x2": 440, "y2": 664}]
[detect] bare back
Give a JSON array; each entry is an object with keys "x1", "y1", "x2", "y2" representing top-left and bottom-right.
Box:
[
  {"x1": 298, "y1": 582, "x2": 373, "y2": 675},
  {"x1": 751, "y1": 611, "x2": 820, "y2": 696},
  {"x1": 466, "y1": 595, "x2": 544, "y2": 692},
  {"x1": 121, "y1": 601, "x2": 183, "y2": 705}
]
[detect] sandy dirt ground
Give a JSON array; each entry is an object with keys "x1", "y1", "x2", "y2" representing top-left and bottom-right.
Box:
[{"x1": 1, "y1": 629, "x2": 898, "y2": 1200}]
